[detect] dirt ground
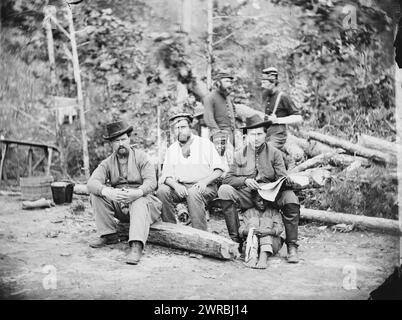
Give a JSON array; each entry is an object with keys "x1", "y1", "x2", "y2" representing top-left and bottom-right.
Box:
[{"x1": 0, "y1": 193, "x2": 399, "y2": 300}]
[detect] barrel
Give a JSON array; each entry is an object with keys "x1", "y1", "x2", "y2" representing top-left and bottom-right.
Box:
[{"x1": 20, "y1": 176, "x2": 54, "y2": 201}]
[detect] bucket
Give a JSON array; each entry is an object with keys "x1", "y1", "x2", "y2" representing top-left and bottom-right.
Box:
[{"x1": 51, "y1": 181, "x2": 75, "y2": 205}]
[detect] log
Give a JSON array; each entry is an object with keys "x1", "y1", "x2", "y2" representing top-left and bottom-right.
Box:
[
  {"x1": 290, "y1": 152, "x2": 369, "y2": 174},
  {"x1": 358, "y1": 134, "x2": 396, "y2": 156},
  {"x1": 22, "y1": 198, "x2": 53, "y2": 210},
  {"x1": 290, "y1": 152, "x2": 336, "y2": 173},
  {"x1": 300, "y1": 207, "x2": 401, "y2": 236},
  {"x1": 327, "y1": 153, "x2": 370, "y2": 168},
  {"x1": 290, "y1": 133, "x2": 336, "y2": 158},
  {"x1": 306, "y1": 131, "x2": 395, "y2": 165},
  {"x1": 0, "y1": 190, "x2": 22, "y2": 197},
  {"x1": 284, "y1": 141, "x2": 305, "y2": 162},
  {"x1": 118, "y1": 221, "x2": 240, "y2": 260},
  {"x1": 292, "y1": 168, "x2": 332, "y2": 187}
]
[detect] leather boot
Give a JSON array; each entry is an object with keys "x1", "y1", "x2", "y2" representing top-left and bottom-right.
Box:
[
  {"x1": 287, "y1": 243, "x2": 299, "y2": 264},
  {"x1": 126, "y1": 241, "x2": 143, "y2": 265},
  {"x1": 89, "y1": 233, "x2": 119, "y2": 248},
  {"x1": 281, "y1": 203, "x2": 300, "y2": 246},
  {"x1": 219, "y1": 200, "x2": 241, "y2": 243}
]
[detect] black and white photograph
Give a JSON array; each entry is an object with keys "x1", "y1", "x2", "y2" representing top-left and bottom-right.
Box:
[{"x1": 0, "y1": 0, "x2": 401, "y2": 303}]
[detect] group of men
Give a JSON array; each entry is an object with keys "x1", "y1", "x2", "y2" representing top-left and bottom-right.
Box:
[{"x1": 87, "y1": 67, "x2": 303, "y2": 268}]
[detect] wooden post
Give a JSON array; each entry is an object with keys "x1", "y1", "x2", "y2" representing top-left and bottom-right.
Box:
[
  {"x1": 46, "y1": 147, "x2": 53, "y2": 176},
  {"x1": 206, "y1": 0, "x2": 213, "y2": 91},
  {"x1": 0, "y1": 143, "x2": 7, "y2": 184},
  {"x1": 66, "y1": 7, "x2": 90, "y2": 180},
  {"x1": 157, "y1": 104, "x2": 161, "y2": 175},
  {"x1": 28, "y1": 148, "x2": 33, "y2": 177},
  {"x1": 395, "y1": 61, "x2": 402, "y2": 266}
]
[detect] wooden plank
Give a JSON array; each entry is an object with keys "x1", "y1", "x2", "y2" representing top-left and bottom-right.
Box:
[
  {"x1": 0, "y1": 138, "x2": 59, "y2": 152},
  {"x1": 118, "y1": 221, "x2": 240, "y2": 260},
  {"x1": 32, "y1": 154, "x2": 47, "y2": 172},
  {"x1": 300, "y1": 207, "x2": 401, "y2": 236}
]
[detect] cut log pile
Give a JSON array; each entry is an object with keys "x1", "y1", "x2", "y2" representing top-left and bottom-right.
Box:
[{"x1": 235, "y1": 103, "x2": 397, "y2": 191}]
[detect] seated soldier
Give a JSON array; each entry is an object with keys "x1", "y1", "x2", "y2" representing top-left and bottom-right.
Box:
[
  {"x1": 87, "y1": 120, "x2": 161, "y2": 265},
  {"x1": 218, "y1": 114, "x2": 301, "y2": 263},
  {"x1": 240, "y1": 190, "x2": 285, "y2": 269},
  {"x1": 156, "y1": 113, "x2": 227, "y2": 231}
]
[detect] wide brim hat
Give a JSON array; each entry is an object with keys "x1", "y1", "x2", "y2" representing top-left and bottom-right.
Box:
[
  {"x1": 214, "y1": 72, "x2": 234, "y2": 80},
  {"x1": 240, "y1": 114, "x2": 272, "y2": 130},
  {"x1": 169, "y1": 112, "x2": 193, "y2": 125},
  {"x1": 103, "y1": 120, "x2": 133, "y2": 140},
  {"x1": 262, "y1": 67, "x2": 278, "y2": 76}
]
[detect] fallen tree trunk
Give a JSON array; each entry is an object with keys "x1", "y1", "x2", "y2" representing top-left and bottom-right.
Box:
[
  {"x1": 284, "y1": 141, "x2": 305, "y2": 162},
  {"x1": 290, "y1": 133, "x2": 336, "y2": 158},
  {"x1": 300, "y1": 207, "x2": 401, "y2": 235},
  {"x1": 306, "y1": 131, "x2": 395, "y2": 165},
  {"x1": 290, "y1": 152, "x2": 336, "y2": 173},
  {"x1": 293, "y1": 168, "x2": 332, "y2": 187},
  {"x1": 118, "y1": 221, "x2": 240, "y2": 260},
  {"x1": 22, "y1": 198, "x2": 53, "y2": 210},
  {"x1": 328, "y1": 153, "x2": 370, "y2": 168},
  {"x1": 290, "y1": 152, "x2": 369, "y2": 173},
  {"x1": 358, "y1": 134, "x2": 396, "y2": 156}
]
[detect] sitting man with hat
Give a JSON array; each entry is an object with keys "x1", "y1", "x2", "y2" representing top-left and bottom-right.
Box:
[
  {"x1": 156, "y1": 113, "x2": 227, "y2": 231},
  {"x1": 261, "y1": 67, "x2": 302, "y2": 151},
  {"x1": 217, "y1": 114, "x2": 301, "y2": 263},
  {"x1": 87, "y1": 120, "x2": 161, "y2": 265},
  {"x1": 203, "y1": 71, "x2": 238, "y2": 148}
]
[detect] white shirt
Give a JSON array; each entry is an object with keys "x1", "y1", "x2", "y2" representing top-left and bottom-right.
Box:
[{"x1": 160, "y1": 135, "x2": 227, "y2": 184}]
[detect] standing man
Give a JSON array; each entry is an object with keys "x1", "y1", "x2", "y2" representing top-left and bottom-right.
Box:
[
  {"x1": 203, "y1": 71, "x2": 238, "y2": 148},
  {"x1": 261, "y1": 67, "x2": 302, "y2": 151},
  {"x1": 217, "y1": 114, "x2": 301, "y2": 263},
  {"x1": 87, "y1": 120, "x2": 161, "y2": 265},
  {"x1": 156, "y1": 113, "x2": 226, "y2": 231}
]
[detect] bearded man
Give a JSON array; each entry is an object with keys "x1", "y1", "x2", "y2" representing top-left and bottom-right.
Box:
[
  {"x1": 87, "y1": 120, "x2": 161, "y2": 265},
  {"x1": 203, "y1": 71, "x2": 238, "y2": 147},
  {"x1": 156, "y1": 113, "x2": 226, "y2": 231}
]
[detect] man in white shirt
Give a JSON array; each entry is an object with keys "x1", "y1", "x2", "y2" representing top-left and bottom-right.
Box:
[{"x1": 156, "y1": 113, "x2": 227, "y2": 230}]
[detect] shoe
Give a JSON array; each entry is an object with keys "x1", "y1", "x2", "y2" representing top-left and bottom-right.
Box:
[
  {"x1": 126, "y1": 241, "x2": 143, "y2": 265},
  {"x1": 287, "y1": 244, "x2": 299, "y2": 264},
  {"x1": 89, "y1": 233, "x2": 119, "y2": 248}
]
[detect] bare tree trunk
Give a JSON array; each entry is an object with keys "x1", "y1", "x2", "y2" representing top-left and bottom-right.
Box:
[
  {"x1": 181, "y1": 0, "x2": 192, "y2": 33},
  {"x1": 206, "y1": 0, "x2": 213, "y2": 91},
  {"x1": 67, "y1": 7, "x2": 90, "y2": 180},
  {"x1": 395, "y1": 59, "x2": 402, "y2": 266}
]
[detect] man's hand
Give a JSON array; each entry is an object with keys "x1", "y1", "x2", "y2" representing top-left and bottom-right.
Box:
[
  {"x1": 245, "y1": 178, "x2": 261, "y2": 190},
  {"x1": 193, "y1": 180, "x2": 207, "y2": 194},
  {"x1": 173, "y1": 183, "x2": 188, "y2": 198},
  {"x1": 253, "y1": 227, "x2": 273, "y2": 237},
  {"x1": 266, "y1": 114, "x2": 278, "y2": 124},
  {"x1": 101, "y1": 187, "x2": 130, "y2": 202},
  {"x1": 124, "y1": 188, "x2": 144, "y2": 203},
  {"x1": 285, "y1": 175, "x2": 295, "y2": 187}
]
